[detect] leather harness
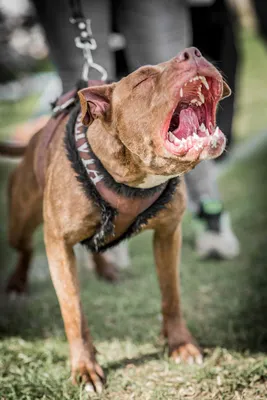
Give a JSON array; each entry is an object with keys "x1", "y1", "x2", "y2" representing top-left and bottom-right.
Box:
[{"x1": 36, "y1": 81, "x2": 178, "y2": 252}]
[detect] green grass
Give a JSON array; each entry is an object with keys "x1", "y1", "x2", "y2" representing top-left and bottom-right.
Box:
[{"x1": 1, "y1": 27, "x2": 267, "y2": 400}]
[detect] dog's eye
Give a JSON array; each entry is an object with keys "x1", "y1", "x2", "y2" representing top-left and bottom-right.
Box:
[
  {"x1": 133, "y1": 77, "x2": 150, "y2": 89},
  {"x1": 133, "y1": 72, "x2": 158, "y2": 90}
]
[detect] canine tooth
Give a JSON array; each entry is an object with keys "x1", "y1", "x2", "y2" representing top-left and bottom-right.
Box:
[
  {"x1": 201, "y1": 76, "x2": 209, "y2": 90},
  {"x1": 190, "y1": 99, "x2": 198, "y2": 104},
  {"x1": 214, "y1": 126, "x2": 220, "y2": 137},
  {"x1": 187, "y1": 137, "x2": 192, "y2": 146},
  {"x1": 180, "y1": 88, "x2": 183, "y2": 97},
  {"x1": 173, "y1": 136, "x2": 180, "y2": 145},
  {"x1": 168, "y1": 131, "x2": 175, "y2": 143},
  {"x1": 205, "y1": 128, "x2": 210, "y2": 136},
  {"x1": 199, "y1": 93, "x2": 205, "y2": 104},
  {"x1": 193, "y1": 132, "x2": 198, "y2": 140},
  {"x1": 200, "y1": 123, "x2": 206, "y2": 132},
  {"x1": 182, "y1": 138, "x2": 186, "y2": 144}
]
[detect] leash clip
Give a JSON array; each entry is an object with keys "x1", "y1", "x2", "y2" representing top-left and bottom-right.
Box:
[
  {"x1": 71, "y1": 18, "x2": 108, "y2": 82},
  {"x1": 52, "y1": 97, "x2": 76, "y2": 117}
]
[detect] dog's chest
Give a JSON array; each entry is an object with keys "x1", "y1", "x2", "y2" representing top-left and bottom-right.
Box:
[{"x1": 65, "y1": 107, "x2": 180, "y2": 252}]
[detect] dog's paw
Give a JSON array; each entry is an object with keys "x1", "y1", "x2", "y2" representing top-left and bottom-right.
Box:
[
  {"x1": 71, "y1": 360, "x2": 105, "y2": 393},
  {"x1": 170, "y1": 343, "x2": 203, "y2": 365}
]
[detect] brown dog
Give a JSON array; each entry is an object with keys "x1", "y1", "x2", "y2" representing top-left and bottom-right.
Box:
[{"x1": 1, "y1": 47, "x2": 230, "y2": 392}]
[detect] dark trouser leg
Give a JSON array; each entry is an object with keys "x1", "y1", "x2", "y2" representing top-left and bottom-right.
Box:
[
  {"x1": 116, "y1": 0, "x2": 191, "y2": 70},
  {"x1": 190, "y1": 0, "x2": 240, "y2": 153},
  {"x1": 32, "y1": 0, "x2": 114, "y2": 91}
]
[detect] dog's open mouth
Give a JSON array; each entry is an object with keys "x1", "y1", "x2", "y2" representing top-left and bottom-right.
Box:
[{"x1": 165, "y1": 75, "x2": 225, "y2": 157}]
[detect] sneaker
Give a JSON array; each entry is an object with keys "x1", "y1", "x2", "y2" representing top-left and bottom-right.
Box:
[{"x1": 194, "y1": 200, "x2": 240, "y2": 259}]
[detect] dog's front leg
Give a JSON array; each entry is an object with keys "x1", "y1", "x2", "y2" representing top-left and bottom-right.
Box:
[
  {"x1": 153, "y1": 223, "x2": 203, "y2": 364},
  {"x1": 44, "y1": 226, "x2": 104, "y2": 392}
]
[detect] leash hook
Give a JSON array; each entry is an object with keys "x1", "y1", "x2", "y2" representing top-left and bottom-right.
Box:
[{"x1": 70, "y1": 16, "x2": 108, "y2": 82}]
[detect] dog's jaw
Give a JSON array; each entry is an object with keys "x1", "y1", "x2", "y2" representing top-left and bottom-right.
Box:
[{"x1": 161, "y1": 73, "x2": 227, "y2": 161}]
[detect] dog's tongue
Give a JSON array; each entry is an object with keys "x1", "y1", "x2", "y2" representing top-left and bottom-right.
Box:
[{"x1": 173, "y1": 108, "x2": 199, "y2": 139}]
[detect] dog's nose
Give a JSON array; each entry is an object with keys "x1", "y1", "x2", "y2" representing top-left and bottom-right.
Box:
[{"x1": 176, "y1": 47, "x2": 202, "y2": 63}]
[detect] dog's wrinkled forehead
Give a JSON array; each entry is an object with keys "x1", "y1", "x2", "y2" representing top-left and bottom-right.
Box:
[{"x1": 114, "y1": 64, "x2": 165, "y2": 97}]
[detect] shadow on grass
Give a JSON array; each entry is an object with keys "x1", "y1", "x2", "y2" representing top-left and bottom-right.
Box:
[
  {"x1": 0, "y1": 144, "x2": 267, "y2": 355},
  {"x1": 105, "y1": 350, "x2": 163, "y2": 373}
]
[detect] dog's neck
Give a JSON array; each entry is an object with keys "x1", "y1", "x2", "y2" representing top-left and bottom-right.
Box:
[
  {"x1": 86, "y1": 120, "x2": 176, "y2": 189},
  {"x1": 71, "y1": 110, "x2": 168, "y2": 199}
]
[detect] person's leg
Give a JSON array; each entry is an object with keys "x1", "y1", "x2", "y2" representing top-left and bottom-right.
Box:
[
  {"x1": 190, "y1": 0, "x2": 240, "y2": 153},
  {"x1": 116, "y1": 0, "x2": 191, "y2": 68},
  {"x1": 24, "y1": 0, "x2": 115, "y2": 136},
  {"x1": 252, "y1": 0, "x2": 267, "y2": 44},
  {"x1": 30, "y1": 0, "x2": 130, "y2": 275},
  {"x1": 32, "y1": 0, "x2": 114, "y2": 92}
]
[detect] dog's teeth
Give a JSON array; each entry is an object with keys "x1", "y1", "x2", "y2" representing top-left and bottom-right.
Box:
[
  {"x1": 198, "y1": 93, "x2": 205, "y2": 104},
  {"x1": 205, "y1": 128, "x2": 210, "y2": 137},
  {"x1": 190, "y1": 99, "x2": 198, "y2": 104},
  {"x1": 178, "y1": 142, "x2": 185, "y2": 150},
  {"x1": 200, "y1": 123, "x2": 206, "y2": 132},
  {"x1": 195, "y1": 141, "x2": 204, "y2": 150},
  {"x1": 199, "y1": 139, "x2": 204, "y2": 148},
  {"x1": 180, "y1": 88, "x2": 183, "y2": 98},
  {"x1": 173, "y1": 136, "x2": 180, "y2": 145},
  {"x1": 181, "y1": 138, "x2": 186, "y2": 144},
  {"x1": 211, "y1": 137, "x2": 218, "y2": 148},
  {"x1": 168, "y1": 131, "x2": 176, "y2": 143},
  {"x1": 214, "y1": 126, "x2": 220, "y2": 137},
  {"x1": 187, "y1": 137, "x2": 192, "y2": 146},
  {"x1": 193, "y1": 132, "x2": 198, "y2": 140},
  {"x1": 201, "y1": 76, "x2": 210, "y2": 90}
]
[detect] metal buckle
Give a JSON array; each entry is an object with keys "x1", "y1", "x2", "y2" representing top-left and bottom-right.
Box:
[{"x1": 52, "y1": 97, "x2": 76, "y2": 117}]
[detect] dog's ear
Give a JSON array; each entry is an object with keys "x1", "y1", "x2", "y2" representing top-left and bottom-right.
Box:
[
  {"x1": 221, "y1": 81, "x2": 231, "y2": 100},
  {"x1": 78, "y1": 83, "x2": 115, "y2": 126}
]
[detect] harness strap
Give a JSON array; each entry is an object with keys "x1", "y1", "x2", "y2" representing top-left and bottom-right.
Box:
[
  {"x1": 35, "y1": 89, "x2": 77, "y2": 189},
  {"x1": 35, "y1": 80, "x2": 103, "y2": 190},
  {"x1": 74, "y1": 112, "x2": 166, "y2": 249}
]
